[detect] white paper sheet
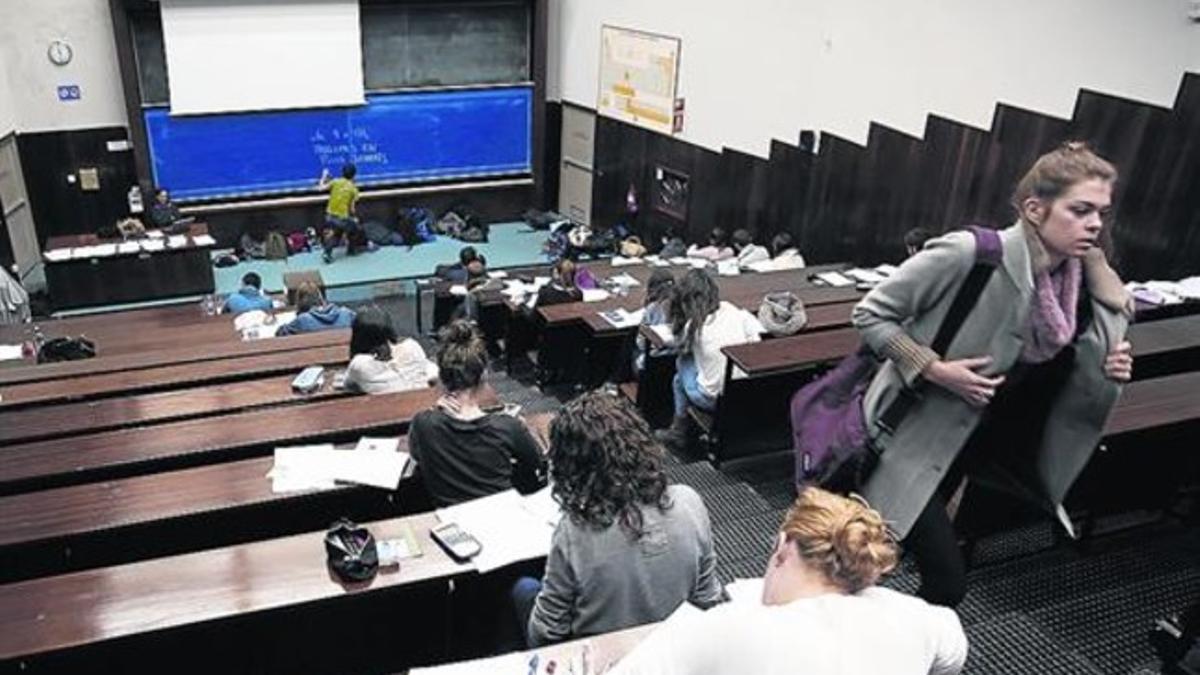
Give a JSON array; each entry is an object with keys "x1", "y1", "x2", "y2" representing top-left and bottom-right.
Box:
[
  {"x1": 167, "y1": 235, "x2": 189, "y2": 248},
  {"x1": 0, "y1": 344, "x2": 25, "y2": 361},
  {"x1": 608, "y1": 273, "x2": 641, "y2": 288},
  {"x1": 117, "y1": 242, "x2": 141, "y2": 254},
  {"x1": 44, "y1": 249, "x2": 72, "y2": 262},
  {"x1": 269, "y1": 443, "x2": 410, "y2": 492},
  {"x1": 268, "y1": 445, "x2": 340, "y2": 493},
  {"x1": 192, "y1": 234, "x2": 217, "y2": 247},
  {"x1": 815, "y1": 271, "x2": 854, "y2": 287},
  {"x1": 845, "y1": 268, "x2": 886, "y2": 284},
  {"x1": 716, "y1": 259, "x2": 740, "y2": 277},
  {"x1": 610, "y1": 255, "x2": 644, "y2": 267},
  {"x1": 486, "y1": 270, "x2": 508, "y2": 279},
  {"x1": 334, "y1": 450, "x2": 410, "y2": 490},
  {"x1": 875, "y1": 264, "x2": 899, "y2": 276},
  {"x1": 241, "y1": 311, "x2": 296, "y2": 340},
  {"x1": 140, "y1": 239, "x2": 166, "y2": 252},
  {"x1": 582, "y1": 288, "x2": 611, "y2": 303},
  {"x1": 599, "y1": 307, "x2": 645, "y2": 329},
  {"x1": 436, "y1": 489, "x2": 557, "y2": 573},
  {"x1": 355, "y1": 437, "x2": 401, "y2": 453}
]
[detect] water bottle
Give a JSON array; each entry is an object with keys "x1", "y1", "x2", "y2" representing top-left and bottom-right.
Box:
[{"x1": 201, "y1": 294, "x2": 216, "y2": 316}]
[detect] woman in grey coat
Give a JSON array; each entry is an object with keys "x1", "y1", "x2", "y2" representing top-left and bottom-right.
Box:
[{"x1": 852, "y1": 142, "x2": 1134, "y2": 607}]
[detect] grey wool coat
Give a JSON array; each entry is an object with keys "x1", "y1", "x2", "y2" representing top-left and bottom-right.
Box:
[{"x1": 853, "y1": 223, "x2": 1131, "y2": 539}]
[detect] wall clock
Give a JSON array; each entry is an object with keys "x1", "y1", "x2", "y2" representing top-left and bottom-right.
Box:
[{"x1": 47, "y1": 40, "x2": 73, "y2": 66}]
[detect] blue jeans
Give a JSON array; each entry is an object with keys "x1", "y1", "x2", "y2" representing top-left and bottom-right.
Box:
[
  {"x1": 510, "y1": 576, "x2": 542, "y2": 648},
  {"x1": 673, "y1": 355, "x2": 717, "y2": 417}
]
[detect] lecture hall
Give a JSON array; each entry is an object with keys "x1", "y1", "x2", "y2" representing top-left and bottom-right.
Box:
[{"x1": 0, "y1": 1, "x2": 1198, "y2": 673}]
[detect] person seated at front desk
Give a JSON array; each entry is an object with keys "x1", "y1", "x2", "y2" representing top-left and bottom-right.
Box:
[
  {"x1": 224, "y1": 272, "x2": 274, "y2": 315},
  {"x1": 146, "y1": 188, "x2": 194, "y2": 234},
  {"x1": 275, "y1": 281, "x2": 355, "y2": 336}
]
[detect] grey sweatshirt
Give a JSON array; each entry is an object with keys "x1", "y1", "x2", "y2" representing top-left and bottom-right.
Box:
[{"x1": 528, "y1": 484, "x2": 724, "y2": 646}]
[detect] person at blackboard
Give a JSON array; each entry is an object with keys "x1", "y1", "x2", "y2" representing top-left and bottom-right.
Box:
[
  {"x1": 147, "y1": 188, "x2": 184, "y2": 232},
  {"x1": 317, "y1": 163, "x2": 361, "y2": 263}
]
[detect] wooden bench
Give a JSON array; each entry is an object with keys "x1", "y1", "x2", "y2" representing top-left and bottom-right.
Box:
[
  {"x1": 0, "y1": 343, "x2": 348, "y2": 409},
  {"x1": 0, "y1": 401, "x2": 537, "y2": 584},
  {"x1": 0, "y1": 371, "x2": 348, "y2": 445},
  {"x1": 0, "y1": 387, "x2": 444, "y2": 496},
  {"x1": 0, "y1": 328, "x2": 347, "y2": 387},
  {"x1": 0, "y1": 512, "x2": 469, "y2": 673}
]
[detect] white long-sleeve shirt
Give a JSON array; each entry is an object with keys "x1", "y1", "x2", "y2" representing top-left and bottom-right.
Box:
[
  {"x1": 611, "y1": 585, "x2": 968, "y2": 675},
  {"x1": 689, "y1": 302, "x2": 762, "y2": 398}
]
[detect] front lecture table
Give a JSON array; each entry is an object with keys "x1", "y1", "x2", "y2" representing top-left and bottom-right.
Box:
[{"x1": 41, "y1": 224, "x2": 216, "y2": 312}]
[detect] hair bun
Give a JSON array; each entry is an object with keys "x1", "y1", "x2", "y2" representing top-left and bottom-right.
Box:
[
  {"x1": 439, "y1": 319, "x2": 478, "y2": 345},
  {"x1": 830, "y1": 511, "x2": 897, "y2": 591}
]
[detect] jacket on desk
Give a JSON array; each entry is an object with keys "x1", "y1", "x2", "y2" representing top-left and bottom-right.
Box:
[
  {"x1": 276, "y1": 303, "x2": 355, "y2": 336},
  {"x1": 224, "y1": 286, "x2": 274, "y2": 315}
]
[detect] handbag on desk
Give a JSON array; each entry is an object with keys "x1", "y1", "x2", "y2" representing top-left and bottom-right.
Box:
[
  {"x1": 324, "y1": 519, "x2": 379, "y2": 583},
  {"x1": 37, "y1": 336, "x2": 97, "y2": 363}
]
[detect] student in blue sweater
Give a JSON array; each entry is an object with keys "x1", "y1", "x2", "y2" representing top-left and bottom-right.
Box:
[
  {"x1": 223, "y1": 272, "x2": 274, "y2": 315},
  {"x1": 275, "y1": 281, "x2": 355, "y2": 336}
]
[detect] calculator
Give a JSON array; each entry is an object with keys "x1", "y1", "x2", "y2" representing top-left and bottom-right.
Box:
[{"x1": 430, "y1": 522, "x2": 483, "y2": 561}]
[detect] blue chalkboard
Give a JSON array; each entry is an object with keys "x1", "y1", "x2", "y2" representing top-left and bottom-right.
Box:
[{"x1": 144, "y1": 86, "x2": 532, "y2": 202}]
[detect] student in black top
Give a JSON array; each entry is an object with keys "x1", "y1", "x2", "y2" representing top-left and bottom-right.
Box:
[
  {"x1": 409, "y1": 320, "x2": 546, "y2": 507},
  {"x1": 147, "y1": 188, "x2": 185, "y2": 231},
  {"x1": 534, "y1": 258, "x2": 584, "y2": 307}
]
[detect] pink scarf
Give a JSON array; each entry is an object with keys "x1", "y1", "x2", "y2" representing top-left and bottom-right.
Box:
[{"x1": 1021, "y1": 257, "x2": 1082, "y2": 363}]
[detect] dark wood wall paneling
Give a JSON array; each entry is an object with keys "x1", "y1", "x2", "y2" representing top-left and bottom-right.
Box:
[
  {"x1": 542, "y1": 101, "x2": 562, "y2": 212},
  {"x1": 585, "y1": 71, "x2": 1200, "y2": 280},
  {"x1": 17, "y1": 127, "x2": 138, "y2": 246}
]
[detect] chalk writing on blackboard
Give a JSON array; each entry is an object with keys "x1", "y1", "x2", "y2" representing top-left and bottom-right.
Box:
[{"x1": 310, "y1": 125, "x2": 389, "y2": 168}]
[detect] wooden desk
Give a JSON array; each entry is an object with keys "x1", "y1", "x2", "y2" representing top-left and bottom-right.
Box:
[
  {"x1": 42, "y1": 225, "x2": 216, "y2": 312},
  {"x1": 0, "y1": 391, "x2": 508, "y2": 583},
  {"x1": 0, "y1": 512, "x2": 469, "y2": 672},
  {"x1": 0, "y1": 372, "x2": 347, "y2": 445},
  {"x1": 1103, "y1": 370, "x2": 1200, "y2": 436},
  {"x1": 0, "y1": 387, "x2": 442, "y2": 496},
  {"x1": 539, "y1": 263, "x2": 858, "y2": 332},
  {"x1": 722, "y1": 313, "x2": 1200, "y2": 380},
  {"x1": 0, "y1": 324, "x2": 348, "y2": 386},
  {"x1": 0, "y1": 343, "x2": 348, "y2": 409}
]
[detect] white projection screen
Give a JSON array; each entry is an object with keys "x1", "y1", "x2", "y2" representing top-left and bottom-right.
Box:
[{"x1": 161, "y1": 0, "x2": 365, "y2": 115}]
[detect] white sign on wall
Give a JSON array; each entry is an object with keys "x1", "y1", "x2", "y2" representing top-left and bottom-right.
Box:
[{"x1": 597, "y1": 25, "x2": 681, "y2": 136}]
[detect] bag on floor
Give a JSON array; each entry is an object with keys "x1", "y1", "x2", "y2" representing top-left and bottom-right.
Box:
[
  {"x1": 37, "y1": 336, "x2": 97, "y2": 363},
  {"x1": 286, "y1": 231, "x2": 310, "y2": 254},
  {"x1": 791, "y1": 226, "x2": 1002, "y2": 492},
  {"x1": 264, "y1": 231, "x2": 289, "y2": 260}
]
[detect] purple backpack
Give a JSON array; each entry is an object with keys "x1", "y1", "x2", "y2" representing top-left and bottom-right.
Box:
[
  {"x1": 575, "y1": 267, "x2": 599, "y2": 290},
  {"x1": 791, "y1": 227, "x2": 1003, "y2": 492}
]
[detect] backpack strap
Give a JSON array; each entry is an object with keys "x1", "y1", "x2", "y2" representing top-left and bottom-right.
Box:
[
  {"x1": 930, "y1": 226, "x2": 1002, "y2": 354},
  {"x1": 878, "y1": 226, "x2": 1004, "y2": 433}
]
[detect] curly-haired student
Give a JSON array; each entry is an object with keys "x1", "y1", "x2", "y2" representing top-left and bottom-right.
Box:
[{"x1": 512, "y1": 390, "x2": 724, "y2": 647}]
